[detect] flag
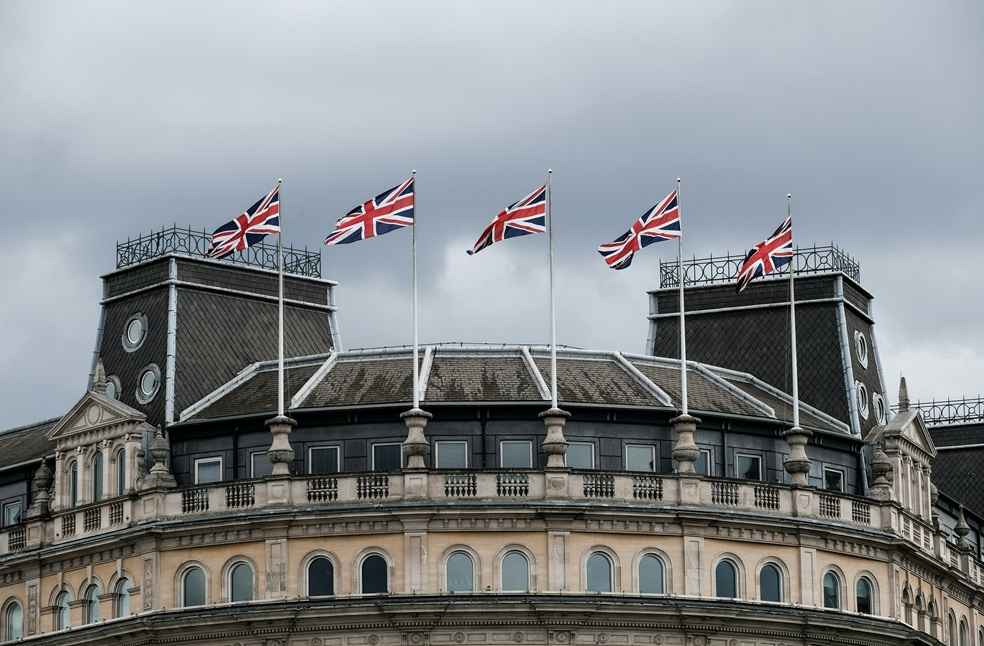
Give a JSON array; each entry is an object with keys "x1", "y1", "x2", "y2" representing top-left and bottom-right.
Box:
[
  {"x1": 735, "y1": 217, "x2": 793, "y2": 293},
  {"x1": 325, "y1": 177, "x2": 414, "y2": 245},
  {"x1": 597, "y1": 189, "x2": 680, "y2": 270},
  {"x1": 207, "y1": 184, "x2": 281, "y2": 259},
  {"x1": 467, "y1": 184, "x2": 546, "y2": 255}
]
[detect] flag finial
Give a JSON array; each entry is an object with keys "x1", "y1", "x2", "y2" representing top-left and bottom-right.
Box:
[
  {"x1": 898, "y1": 375, "x2": 910, "y2": 412},
  {"x1": 277, "y1": 178, "x2": 284, "y2": 184}
]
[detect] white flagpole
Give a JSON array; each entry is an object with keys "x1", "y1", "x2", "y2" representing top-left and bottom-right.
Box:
[
  {"x1": 547, "y1": 169, "x2": 558, "y2": 409},
  {"x1": 676, "y1": 178, "x2": 688, "y2": 416},
  {"x1": 788, "y1": 193, "x2": 800, "y2": 428},
  {"x1": 412, "y1": 170, "x2": 420, "y2": 409},
  {"x1": 276, "y1": 177, "x2": 285, "y2": 418}
]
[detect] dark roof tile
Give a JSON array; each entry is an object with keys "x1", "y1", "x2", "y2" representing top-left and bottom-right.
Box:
[
  {"x1": 534, "y1": 357, "x2": 656, "y2": 407},
  {"x1": 0, "y1": 418, "x2": 58, "y2": 470},
  {"x1": 303, "y1": 358, "x2": 415, "y2": 407},
  {"x1": 425, "y1": 355, "x2": 542, "y2": 402}
]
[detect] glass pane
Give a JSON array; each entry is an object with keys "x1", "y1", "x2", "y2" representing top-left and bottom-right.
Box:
[
  {"x1": 183, "y1": 567, "x2": 206, "y2": 607},
  {"x1": 93, "y1": 454, "x2": 103, "y2": 500},
  {"x1": 5, "y1": 603, "x2": 21, "y2": 641},
  {"x1": 501, "y1": 552, "x2": 529, "y2": 592},
  {"x1": 197, "y1": 460, "x2": 222, "y2": 484},
  {"x1": 308, "y1": 557, "x2": 335, "y2": 596},
  {"x1": 567, "y1": 443, "x2": 594, "y2": 469},
  {"x1": 625, "y1": 445, "x2": 655, "y2": 472},
  {"x1": 116, "y1": 453, "x2": 126, "y2": 495},
  {"x1": 70, "y1": 464, "x2": 78, "y2": 507},
  {"x1": 4, "y1": 502, "x2": 22, "y2": 527},
  {"x1": 231, "y1": 563, "x2": 253, "y2": 602},
  {"x1": 127, "y1": 318, "x2": 144, "y2": 344},
  {"x1": 759, "y1": 564, "x2": 781, "y2": 602},
  {"x1": 824, "y1": 470, "x2": 844, "y2": 492},
  {"x1": 140, "y1": 369, "x2": 157, "y2": 395},
  {"x1": 715, "y1": 561, "x2": 737, "y2": 598},
  {"x1": 447, "y1": 552, "x2": 474, "y2": 592},
  {"x1": 373, "y1": 445, "x2": 402, "y2": 472},
  {"x1": 310, "y1": 447, "x2": 339, "y2": 474},
  {"x1": 696, "y1": 450, "x2": 710, "y2": 476},
  {"x1": 736, "y1": 455, "x2": 761, "y2": 480},
  {"x1": 56, "y1": 593, "x2": 69, "y2": 629},
  {"x1": 251, "y1": 452, "x2": 273, "y2": 478},
  {"x1": 639, "y1": 554, "x2": 664, "y2": 594},
  {"x1": 437, "y1": 442, "x2": 468, "y2": 469},
  {"x1": 361, "y1": 555, "x2": 388, "y2": 593},
  {"x1": 116, "y1": 579, "x2": 130, "y2": 618},
  {"x1": 823, "y1": 573, "x2": 839, "y2": 608},
  {"x1": 86, "y1": 586, "x2": 100, "y2": 623},
  {"x1": 586, "y1": 553, "x2": 612, "y2": 593},
  {"x1": 500, "y1": 441, "x2": 532, "y2": 468},
  {"x1": 105, "y1": 379, "x2": 119, "y2": 400},
  {"x1": 856, "y1": 578, "x2": 872, "y2": 614}
]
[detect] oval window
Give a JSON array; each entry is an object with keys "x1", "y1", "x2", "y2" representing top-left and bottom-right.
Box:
[
  {"x1": 122, "y1": 314, "x2": 148, "y2": 352},
  {"x1": 136, "y1": 364, "x2": 161, "y2": 403},
  {"x1": 105, "y1": 376, "x2": 121, "y2": 400},
  {"x1": 855, "y1": 381, "x2": 869, "y2": 420},
  {"x1": 872, "y1": 392, "x2": 887, "y2": 424}
]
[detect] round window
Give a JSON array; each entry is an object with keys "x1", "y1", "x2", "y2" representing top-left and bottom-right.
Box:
[
  {"x1": 122, "y1": 314, "x2": 148, "y2": 352},
  {"x1": 856, "y1": 381, "x2": 869, "y2": 420},
  {"x1": 873, "y1": 392, "x2": 887, "y2": 425},
  {"x1": 105, "y1": 376, "x2": 121, "y2": 400},
  {"x1": 854, "y1": 330, "x2": 869, "y2": 369},
  {"x1": 136, "y1": 364, "x2": 161, "y2": 404}
]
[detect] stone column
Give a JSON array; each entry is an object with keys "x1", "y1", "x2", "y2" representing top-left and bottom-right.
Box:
[
  {"x1": 923, "y1": 465, "x2": 933, "y2": 522},
  {"x1": 541, "y1": 408, "x2": 570, "y2": 499},
  {"x1": 265, "y1": 415, "x2": 297, "y2": 476},
  {"x1": 401, "y1": 408, "x2": 432, "y2": 500},
  {"x1": 782, "y1": 426, "x2": 813, "y2": 487}
]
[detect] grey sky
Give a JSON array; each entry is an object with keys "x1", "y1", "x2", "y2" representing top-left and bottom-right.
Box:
[{"x1": 1, "y1": 1, "x2": 982, "y2": 428}]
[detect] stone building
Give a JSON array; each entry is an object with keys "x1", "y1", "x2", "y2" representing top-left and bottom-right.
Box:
[{"x1": 0, "y1": 229, "x2": 980, "y2": 646}]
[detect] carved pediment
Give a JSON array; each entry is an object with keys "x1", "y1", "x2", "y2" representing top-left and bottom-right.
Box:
[
  {"x1": 867, "y1": 409, "x2": 937, "y2": 460},
  {"x1": 47, "y1": 390, "x2": 146, "y2": 443}
]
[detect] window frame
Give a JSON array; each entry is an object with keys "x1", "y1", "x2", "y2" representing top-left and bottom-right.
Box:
[
  {"x1": 2, "y1": 500, "x2": 22, "y2": 528},
  {"x1": 566, "y1": 441, "x2": 596, "y2": 469},
  {"x1": 135, "y1": 363, "x2": 162, "y2": 404},
  {"x1": 180, "y1": 565, "x2": 208, "y2": 608},
  {"x1": 856, "y1": 381, "x2": 870, "y2": 420},
  {"x1": 54, "y1": 591, "x2": 70, "y2": 630},
  {"x1": 499, "y1": 440, "x2": 534, "y2": 469},
  {"x1": 735, "y1": 453, "x2": 763, "y2": 481},
  {"x1": 823, "y1": 466, "x2": 846, "y2": 493},
  {"x1": 855, "y1": 575, "x2": 876, "y2": 615},
  {"x1": 194, "y1": 457, "x2": 224, "y2": 485},
  {"x1": 91, "y1": 451, "x2": 104, "y2": 501},
  {"x1": 115, "y1": 448, "x2": 127, "y2": 496},
  {"x1": 822, "y1": 569, "x2": 842, "y2": 609},
  {"x1": 68, "y1": 461, "x2": 79, "y2": 507},
  {"x1": 228, "y1": 560, "x2": 255, "y2": 603},
  {"x1": 307, "y1": 445, "x2": 342, "y2": 475},
  {"x1": 696, "y1": 448, "x2": 713, "y2": 476},
  {"x1": 624, "y1": 444, "x2": 657, "y2": 473},
  {"x1": 249, "y1": 450, "x2": 272, "y2": 479},
  {"x1": 359, "y1": 552, "x2": 390, "y2": 595},
  {"x1": 637, "y1": 551, "x2": 667, "y2": 595},
  {"x1": 585, "y1": 551, "x2": 615, "y2": 593},
  {"x1": 499, "y1": 549, "x2": 532, "y2": 593},
  {"x1": 122, "y1": 313, "x2": 148, "y2": 352},
  {"x1": 371, "y1": 442, "x2": 404, "y2": 472},
  {"x1": 305, "y1": 554, "x2": 336, "y2": 598},
  {"x1": 113, "y1": 577, "x2": 130, "y2": 618},
  {"x1": 758, "y1": 562, "x2": 784, "y2": 603},
  {"x1": 435, "y1": 440, "x2": 469, "y2": 469},
  {"x1": 3, "y1": 600, "x2": 22, "y2": 641},
  {"x1": 713, "y1": 558, "x2": 740, "y2": 599},
  {"x1": 445, "y1": 550, "x2": 476, "y2": 593},
  {"x1": 83, "y1": 583, "x2": 101, "y2": 624}
]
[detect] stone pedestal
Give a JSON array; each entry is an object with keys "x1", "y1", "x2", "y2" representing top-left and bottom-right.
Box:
[
  {"x1": 869, "y1": 446, "x2": 894, "y2": 501},
  {"x1": 139, "y1": 426, "x2": 177, "y2": 490},
  {"x1": 782, "y1": 426, "x2": 813, "y2": 486},
  {"x1": 401, "y1": 408, "x2": 432, "y2": 499},
  {"x1": 671, "y1": 414, "x2": 700, "y2": 475},
  {"x1": 265, "y1": 416, "x2": 297, "y2": 476},
  {"x1": 541, "y1": 408, "x2": 570, "y2": 499},
  {"x1": 25, "y1": 462, "x2": 52, "y2": 519}
]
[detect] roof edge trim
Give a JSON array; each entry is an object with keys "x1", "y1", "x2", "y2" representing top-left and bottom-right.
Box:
[
  {"x1": 692, "y1": 362, "x2": 776, "y2": 418},
  {"x1": 180, "y1": 361, "x2": 262, "y2": 422},
  {"x1": 614, "y1": 353, "x2": 673, "y2": 406},
  {"x1": 521, "y1": 347, "x2": 551, "y2": 401},
  {"x1": 290, "y1": 352, "x2": 338, "y2": 410}
]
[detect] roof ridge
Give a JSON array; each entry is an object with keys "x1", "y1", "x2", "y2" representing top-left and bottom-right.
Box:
[{"x1": 0, "y1": 416, "x2": 62, "y2": 438}]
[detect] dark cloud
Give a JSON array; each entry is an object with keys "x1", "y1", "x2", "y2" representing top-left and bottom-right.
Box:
[{"x1": 1, "y1": 0, "x2": 982, "y2": 427}]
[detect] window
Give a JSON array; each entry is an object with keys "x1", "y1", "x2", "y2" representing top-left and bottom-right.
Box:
[
  {"x1": 229, "y1": 562, "x2": 254, "y2": 602},
  {"x1": 361, "y1": 554, "x2": 388, "y2": 594},
  {"x1": 501, "y1": 551, "x2": 529, "y2": 592},
  {"x1": 714, "y1": 560, "x2": 738, "y2": 599},
  {"x1": 823, "y1": 571, "x2": 841, "y2": 609},
  {"x1": 308, "y1": 446, "x2": 340, "y2": 474},
  {"x1": 500, "y1": 441, "x2": 533, "y2": 469},
  {"x1": 856, "y1": 381, "x2": 869, "y2": 420},
  {"x1": 105, "y1": 376, "x2": 121, "y2": 400},
  {"x1": 948, "y1": 615, "x2": 957, "y2": 646},
  {"x1": 84, "y1": 583, "x2": 101, "y2": 624},
  {"x1": 2, "y1": 501, "x2": 22, "y2": 527},
  {"x1": 4, "y1": 601, "x2": 22, "y2": 641},
  {"x1": 855, "y1": 577, "x2": 874, "y2": 614},
  {"x1": 122, "y1": 313, "x2": 147, "y2": 352},
  {"x1": 92, "y1": 452, "x2": 104, "y2": 501},
  {"x1": 873, "y1": 392, "x2": 887, "y2": 425},
  {"x1": 736, "y1": 454, "x2": 762, "y2": 481},
  {"x1": 696, "y1": 449, "x2": 712, "y2": 476},
  {"x1": 959, "y1": 619, "x2": 968, "y2": 646},
  {"x1": 625, "y1": 445, "x2": 656, "y2": 472},
  {"x1": 854, "y1": 330, "x2": 869, "y2": 369},
  {"x1": 136, "y1": 364, "x2": 161, "y2": 404},
  {"x1": 115, "y1": 449, "x2": 126, "y2": 495},
  {"x1": 823, "y1": 467, "x2": 845, "y2": 493},
  {"x1": 307, "y1": 556, "x2": 334, "y2": 597},
  {"x1": 446, "y1": 551, "x2": 474, "y2": 593},
  {"x1": 114, "y1": 578, "x2": 130, "y2": 618},
  {"x1": 182, "y1": 567, "x2": 206, "y2": 607},
  {"x1": 372, "y1": 443, "x2": 402, "y2": 472},
  {"x1": 759, "y1": 563, "x2": 782, "y2": 602},
  {"x1": 435, "y1": 441, "x2": 468, "y2": 469},
  {"x1": 54, "y1": 591, "x2": 70, "y2": 629},
  {"x1": 195, "y1": 457, "x2": 223, "y2": 484},
  {"x1": 586, "y1": 552, "x2": 613, "y2": 593},
  {"x1": 639, "y1": 554, "x2": 665, "y2": 594},
  {"x1": 567, "y1": 442, "x2": 595, "y2": 469},
  {"x1": 250, "y1": 451, "x2": 272, "y2": 478},
  {"x1": 69, "y1": 462, "x2": 79, "y2": 507}
]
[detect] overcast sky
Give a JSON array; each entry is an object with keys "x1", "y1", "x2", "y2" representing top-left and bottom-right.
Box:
[{"x1": 1, "y1": 1, "x2": 982, "y2": 428}]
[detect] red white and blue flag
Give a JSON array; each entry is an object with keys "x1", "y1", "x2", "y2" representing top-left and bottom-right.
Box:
[
  {"x1": 467, "y1": 184, "x2": 546, "y2": 255},
  {"x1": 597, "y1": 189, "x2": 681, "y2": 270},
  {"x1": 735, "y1": 217, "x2": 794, "y2": 293},
  {"x1": 208, "y1": 183, "x2": 281, "y2": 259},
  {"x1": 325, "y1": 177, "x2": 414, "y2": 246}
]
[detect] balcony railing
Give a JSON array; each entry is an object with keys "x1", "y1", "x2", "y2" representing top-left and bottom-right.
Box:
[
  {"x1": 659, "y1": 244, "x2": 861, "y2": 288},
  {"x1": 900, "y1": 396, "x2": 984, "y2": 426}
]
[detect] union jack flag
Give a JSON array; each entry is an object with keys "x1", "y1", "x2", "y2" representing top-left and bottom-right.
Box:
[
  {"x1": 207, "y1": 183, "x2": 281, "y2": 259},
  {"x1": 467, "y1": 184, "x2": 546, "y2": 255},
  {"x1": 597, "y1": 189, "x2": 680, "y2": 270},
  {"x1": 735, "y1": 217, "x2": 794, "y2": 293},
  {"x1": 325, "y1": 177, "x2": 414, "y2": 246}
]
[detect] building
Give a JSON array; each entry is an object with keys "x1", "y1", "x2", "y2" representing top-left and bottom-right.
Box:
[{"x1": 0, "y1": 228, "x2": 980, "y2": 646}]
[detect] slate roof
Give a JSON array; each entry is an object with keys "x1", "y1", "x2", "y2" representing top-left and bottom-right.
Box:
[
  {"x1": 177, "y1": 345, "x2": 851, "y2": 435},
  {"x1": 0, "y1": 417, "x2": 59, "y2": 471},
  {"x1": 929, "y1": 423, "x2": 984, "y2": 448},
  {"x1": 933, "y1": 446, "x2": 984, "y2": 518}
]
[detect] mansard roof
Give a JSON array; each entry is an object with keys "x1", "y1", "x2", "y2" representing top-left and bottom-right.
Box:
[
  {"x1": 176, "y1": 345, "x2": 852, "y2": 435},
  {"x1": 0, "y1": 417, "x2": 59, "y2": 472}
]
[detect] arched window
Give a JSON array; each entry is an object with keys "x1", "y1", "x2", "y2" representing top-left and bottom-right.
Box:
[
  {"x1": 959, "y1": 619, "x2": 968, "y2": 646},
  {"x1": 54, "y1": 591, "x2": 70, "y2": 630},
  {"x1": 92, "y1": 452, "x2": 104, "y2": 501},
  {"x1": 230, "y1": 562, "x2": 254, "y2": 602},
  {"x1": 822, "y1": 571, "x2": 841, "y2": 609},
  {"x1": 114, "y1": 578, "x2": 130, "y2": 618},
  {"x1": 638, "y1": 553, "x2": 665, "y2": 594},
  {"x1": 446, "y1": 551, "x2": 474, "y2": 593},
  {"x1": 855, "y1": 577, "x2": 874, "y2": 615},
  {"x1": 586, "y1": 552, "x2": 613, "y2": 593},
  {"x1": 115, "y1": 449, "x2": 126, "y2": 495},
  {"x1": 501, "y1": 551, "x2": 529, "y2": 592},
  {"x1": 4, "y1": 601, "x2": 22, "y2": 641},
  {"x1": 361, "y1": 554, "x2": 388, "y2": 594},
  {"x1": 307, "y1": 556, "x2": 334, "y2": 597},
  {"x1": 182, "y1": 566, "x2": 206, "y2": 607},
  {"x1": 68, "y1": 462, "x2": 79, "y2": 507},
  {"x1": 902, "y1": 587, "x2": 912, "y2": 625},
  {"x1": 915, "y1": 593, "x2": 926, "y2": 631},
  {"x1": 714, "y1": 560, "x2": 738, "y2": 599},
  {"x1": 948, "y1": 613, "x2": 957, "y2": 646},
  {"x1": 978, "y1": 627, "x2": 983, "y2": 646},
  {"x1": 84, "y1": 583, "x2": 101, "y2": 624},
  {"x1": 929, "y1": 601, "x2": 940, "y2": 639},
  {"x1": 759, "y1": 563, "x2": 782, "y2": 602}
]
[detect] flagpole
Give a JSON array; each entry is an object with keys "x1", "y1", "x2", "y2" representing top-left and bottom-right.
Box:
[
  {"x1": 276, "y1": 177, "x2": 285, "y2": 418},
  {"x1": 547, "y1": 169, "x2": 558, "y2": 409},
  {"x1": 411, "y1": 170, "x2": 419, "y2": 409},
  {"x1": 788, "y1": 193, "x2": 799, "y2": 428},
  {"x1": 676, "y1": 178, "x2": 688, "y2": 416}
]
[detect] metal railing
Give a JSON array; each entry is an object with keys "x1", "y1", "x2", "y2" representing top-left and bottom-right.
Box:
[
  {"x1": 659, "y1": 244, "x2": 861, "y2": 288},
  {"x1": 900, "y1": 397, "x2": 984, "y2": 426},
  {"x1": 116, "y1": 225, "x2": 322, "y2": 277}
]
